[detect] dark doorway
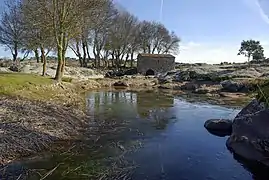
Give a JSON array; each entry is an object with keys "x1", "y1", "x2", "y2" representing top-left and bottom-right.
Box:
[{"x1": 145, "y1": 69, "x2": 155, "y2": 76}]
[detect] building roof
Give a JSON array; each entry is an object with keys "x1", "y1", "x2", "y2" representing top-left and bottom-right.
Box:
[{"x1": 138, "y1": 53, "x2": 175, "y2": 58}]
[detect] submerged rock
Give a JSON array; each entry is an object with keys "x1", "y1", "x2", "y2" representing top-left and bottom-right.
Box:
[
  {"x1": 204, "y1": 119, "x2": 233, "y2": 136},
  {"x1": 226, "y1": 99, "x2": 269, "y2": 166}
]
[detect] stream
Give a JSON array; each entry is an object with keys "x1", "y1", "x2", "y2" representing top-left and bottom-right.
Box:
[{"x1": 2, "y1": 91, "x2": 269, "y2": 180}]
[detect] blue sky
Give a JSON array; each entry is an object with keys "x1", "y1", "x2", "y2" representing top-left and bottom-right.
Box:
[
  {"x1": 116, "y1": 0, "x2": 269, "y2": 63},
  {"x1": 1, "y1": 0, "x2": 269, "y2": 63}
]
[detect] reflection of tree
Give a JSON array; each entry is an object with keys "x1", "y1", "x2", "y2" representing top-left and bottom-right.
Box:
[
  {"x1": 136, "y1": 92, "x2": 174, "y2": 130},
  {"x1": 86, "y1": 92, "x2": 137, "y2": 121},
  {"x1": 86, "y1": 91, "x2": 174, "y2": 130}
]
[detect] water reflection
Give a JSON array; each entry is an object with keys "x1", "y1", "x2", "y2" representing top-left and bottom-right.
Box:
[
  {"x1": 3, "y1": 91, "x2": 267, "y2": 180},
  {"x1": 87, "y1": 91, "x2": 175, "y2": 130}
]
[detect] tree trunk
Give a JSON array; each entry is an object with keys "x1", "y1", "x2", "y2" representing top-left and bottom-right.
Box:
[
  {"x1": 248, "y1": 55, "x2": 251, "y2": 67},
  {"x1": 34, "y1": 48, "x2": 40, "y2": 63},
  {"x1": 85, "y1": 42, "x2": 91, "y2": 64},
  {"x1": 130, "y1": 52, "x2": 134, "y2": 68},
  {"x1": 124, "y1": 54, "x2": 129, "y2": 67},
  {"x1": 55, "y1": 34, "x2": 64, "y2": 81},
  {"x1": 82, "y1": 41, "x2": 87, "y2": 67},
  {"x1": 41, "y1": 45, "x2": 46, "y2": 76},
  {"x1": 60, "y1": 36, "x2": 68, "y2": 79},
  {"x1": 75, "y1": 41, "x2": 83, "y2": 67},
  {"x1": 12, "y1": 47, "x2": 18, "y2": 62},
  {"x1": 55, "y1": 46, "x2": 63, "y2": 81}
]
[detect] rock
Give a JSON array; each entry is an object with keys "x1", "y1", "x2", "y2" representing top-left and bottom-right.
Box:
[
  {"x1": 158, "y1": 75, "x2": 172, "y2": 84},
  {"x1": 193, "y1": 88, "x2": 209, "y2": 94},
  {"x1": 124, "y1": 68, "x2": 137, "y2": 75},
  {"x1": 172, "y1": 70, "x2": 215, "y2": 82},
  {"x1": 9, "y1": 65, "x2": 20, "y2": 72},
  {"x1": 180, "y1": 82, "x2": 199, "y2": 91},
  {"x1": 166, "y1": 70, "x2": 178, "y2": 76},
  {"x1": 20, "y1": 64, "x2": 31, "y2": 73},
  {"x1": 221, "y1": 80, "x2": 244, "y2": 92},
  {"x1": 235, "y1": 99, "x2": 265, "y2": 118},
  {"x1": 226, "y1": 99, "x2": 269, "y2": 166},
  {"x1": 113, "y1": 81, "x2": 129, "y2": 87},
  {"x1": 158, "y1": 85, "x2": 171, "y2": 89},
  {"x1": 0, "y1": 67, "x2": 11, "y2": 73},
  {"x1": 105, "y1": 70, "x2": 125, "y2": 78},
  {"x1": 173, "y1": 71, "x2": 192, "y2": 81},
  {"x1": 204, "y1": 119, "x2": 233, "y2": 136}
]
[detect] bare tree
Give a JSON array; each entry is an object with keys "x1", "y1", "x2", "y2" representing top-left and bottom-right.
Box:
[
  {"x1": 22, "y1": 0, "x2": 103, "y2": 81},
  {"x1": 161, "y1": 31, "x2": 180, "y2": 55},
  {"x1": 0, "y1": 1, "x2": 25, "y2": 63},
  {"x1": 138, "y1": 21, "x2": 180, "y2": 55},
  {"x1": 89, "y1": 0, "x2": 117, "y2": 68},
  {"x1": 106, "y1": 10, "x2": 138, "y2": 69},
  {"x1": 22, "y1": 0, "x2": 55, "y2": 76}
]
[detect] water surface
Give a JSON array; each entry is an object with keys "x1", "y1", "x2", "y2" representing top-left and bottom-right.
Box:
[{"x1": 4, "y1": 91, "x2": 269, "y2": 179}]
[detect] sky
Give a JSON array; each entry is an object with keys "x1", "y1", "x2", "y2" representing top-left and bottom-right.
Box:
[
  {"x1": 1, "y1": 0, "x2": 269, "y2": 64},
  {"x1": 115, "y1": 0, "x2": 269, "y2": 63}
]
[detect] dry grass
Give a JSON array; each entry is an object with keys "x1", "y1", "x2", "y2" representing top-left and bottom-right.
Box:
[{"x1": 0, "y1": 97, "x2": 90, "y2": 165}]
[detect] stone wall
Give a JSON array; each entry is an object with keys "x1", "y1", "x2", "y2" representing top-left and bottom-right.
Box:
[{"x1": 137, "y1": 54, "x2": 175, "y2": 75}]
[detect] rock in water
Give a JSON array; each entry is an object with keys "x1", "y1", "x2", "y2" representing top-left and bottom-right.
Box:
[
  {"x1": 204, "y1": 119, "x2": 233, "y2": 136},
  {"x1": 226, "y1": 99, "x2": 269, "y2": 166}
]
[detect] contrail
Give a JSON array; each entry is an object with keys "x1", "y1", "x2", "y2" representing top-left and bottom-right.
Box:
[
  {"x1": 255, "y1": 0, "x2": 269, "y2": 24},
  {"x1": 160, "y1": 0, "x2": 164, "y2": 22}
]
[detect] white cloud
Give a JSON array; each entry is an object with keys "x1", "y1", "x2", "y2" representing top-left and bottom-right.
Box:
[
  {"x1": 177, "y1": 40, "x2": 269, "y2": 64},
  {"x1": 181, "y1": 41, "x2": 201, "y2": 50}
]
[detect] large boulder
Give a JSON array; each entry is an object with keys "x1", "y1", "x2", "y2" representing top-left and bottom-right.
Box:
[
  {"x1": 204, "y1": 119, "x2": 233, "y2": 137},
  {"x1": 221, "y1": 80, "x2": 244, "y2": 92},
  {"x1": 226, "y1": 99, "x2": 269, "y2": 166}
]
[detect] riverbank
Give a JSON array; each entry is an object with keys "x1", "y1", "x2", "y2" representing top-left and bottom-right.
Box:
[{"x1": 0, "y1": 71, "x2": 263, "y2": 168}]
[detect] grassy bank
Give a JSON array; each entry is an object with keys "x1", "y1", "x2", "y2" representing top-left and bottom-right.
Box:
[
  {"x1": 0, "y1": 73, "x2": 88, "y2": 109},
  {"x1": 0, "y1": 72, "x2": 140, "y2": 178},
  {"x1": 0, "y1": 72, "x2": 155, "y2": 166},
  {"x1": 0, "y1": 73, "x2": 91, "y2": 165}
]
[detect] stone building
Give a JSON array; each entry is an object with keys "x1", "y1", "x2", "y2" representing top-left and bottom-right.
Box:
[{"x1": 137, "y1": 53, "x2": 175, "y2": 75}]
